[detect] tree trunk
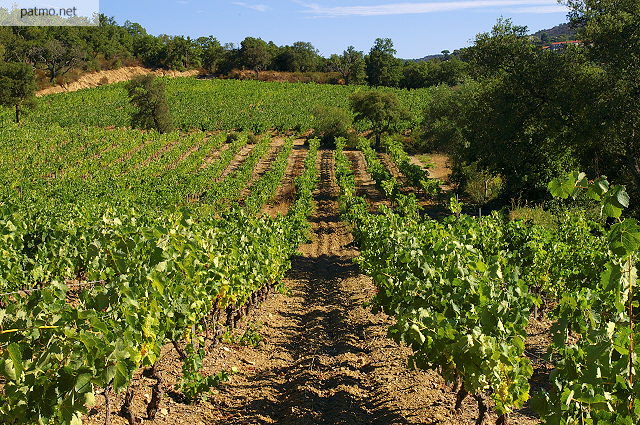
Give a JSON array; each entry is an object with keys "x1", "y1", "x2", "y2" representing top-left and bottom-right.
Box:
[
  {"x1": 375, "y1": 133, "x2": 381, "y2": 151},
  {"x1": 15, "y1": 104, "x2": 20, "y2": 124},
  {"x1": 626, "y1": 126, "x2": 640, "y2": 201}
]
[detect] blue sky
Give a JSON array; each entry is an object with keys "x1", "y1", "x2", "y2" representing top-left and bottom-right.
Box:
[{"x1": 100, "y1": 0, "x2": 571, "y2": 58}]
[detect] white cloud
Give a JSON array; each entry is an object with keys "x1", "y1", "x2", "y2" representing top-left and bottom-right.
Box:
[
  {"x1": 507, "y1": 5, "x2": 570, "y2": 13},
  {"x1": 233, "y1": 2, "x2": 271, "y2": 12},
  {"x1": 301, "y1": 0, "x2": 563, "y2": 17}
]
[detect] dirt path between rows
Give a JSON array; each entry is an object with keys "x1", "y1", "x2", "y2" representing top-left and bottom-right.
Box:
[
  {"x1": 239, "y1": 137, "x2": 286, "y2": 199},
  {"x1": 263, "y1": 138, "x2": 308, "y2": 217},
  {"x1": 217, "y1": 143, "x2": 255, "y2": 181}
]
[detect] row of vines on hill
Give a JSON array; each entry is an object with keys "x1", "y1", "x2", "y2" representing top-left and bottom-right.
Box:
[
  {"x1": 0, "y1": 118, "x2": 319, "y2": 424},
  {"x1": 338, "y1": 138, "x2": 640, "y2": 425},
  {"x1": 2, "y1": 78, "x2": 434, "y2": 132}
]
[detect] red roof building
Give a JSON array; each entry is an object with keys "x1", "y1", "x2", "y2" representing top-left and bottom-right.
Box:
[{"x1": 542, "y1": 40, "x2": 583, "y2": 51}]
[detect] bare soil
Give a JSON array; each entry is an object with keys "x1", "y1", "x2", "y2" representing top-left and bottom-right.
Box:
[
  {"x1": 412, "y1": 154, "x2": 454, "y2": 192},
  {"x1": 239, "y1": 137, "x2": 286, "y2": 199},
  {"x1": 344, "y1": 150, "x2": 390, "y2": 210},
  {"x1": 262, "y1": 138, "x2": 308, "y2": 217},
  {"x1": 217, "y1": 144, "x2": 256, "y2": 181},
  {"x1": 36, "y1": 67, "x2": 199, "y2": 97}
]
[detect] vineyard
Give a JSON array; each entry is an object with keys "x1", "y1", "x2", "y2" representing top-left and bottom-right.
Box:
[
  {"x1": 0, "y1": 78, "x2": 434, "y2": 132},
  {"x1": 0, "y1": 77, "x2": 639, "y2": 425}
]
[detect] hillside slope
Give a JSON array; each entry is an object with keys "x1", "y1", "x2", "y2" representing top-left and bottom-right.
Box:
[{"x1": 36, "y1": 66, "x2": 200, "y2": 96}]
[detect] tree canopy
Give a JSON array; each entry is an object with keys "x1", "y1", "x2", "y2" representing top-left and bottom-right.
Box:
[
  {"x1": 0, "y1": 61, "x2": 36, "y2": 123},
  {"x1": 349, "y1": 90, "x2": 410, "y2": 149}
]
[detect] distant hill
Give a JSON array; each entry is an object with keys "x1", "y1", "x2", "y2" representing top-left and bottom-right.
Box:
[
  {"x1": 531, "y1": 23, "x2": 578, "y2": 43},
  {"x1": 411, "y1": 53, "x2": 445, "y2": 62},
  {"x1": 411, "y1": 22, "x2": 580, "y2": 61}
]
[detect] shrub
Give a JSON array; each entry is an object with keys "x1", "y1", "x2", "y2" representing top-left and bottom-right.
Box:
[
  {"x1": 312, "y1": 105, "x2": 351, "y2": 147},
  {"x1": 508, "y1": 205, "x2": 557, "y2": 228},
  {"x1": 462, "y1": 162, "x2": 504, "y2": 205},
  {"x1": 126, "y1": 75, "x2": 173, "y2": 133},
  {"x1": 349, "y1": 90, "x2": 410, "y2": 150}
]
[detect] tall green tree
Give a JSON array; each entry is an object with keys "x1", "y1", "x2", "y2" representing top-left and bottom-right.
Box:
[
  {"x1": 328, "y1": 46, "x2": 365, "y2": 84},
  {"x1": 462, "y1": 17, "x2": 533, "y2": 78},
  {"x1": 126, "y1": 75, "x2": 173, "y2": 133},
  {"x1": 197, "y1": 36, "x2": 224, "y2": 74},
  {"x1": 0, "y1": 62, "x2": 36, "y2": 123},
  {"x1": 422, "y1": 18, "x2": 592, "y2": 198},
  {"x1": 273, "y1": 42, "x2": 320, "y2": 72},
  {"x1": 565, "y1": 0, "x2": 640, "y2": 200},
  {"x1": 400, "y1": 58, "x2": 469, "y2": 89},
  {"x1": 240, "y1": 37, "x2": 274, "y2": 77},
  {"x1": 365, "y1": 38, "x2": 402, "y2": 87},
  {"x1": 349, "y1": 90, "x2": 410, "y2": 149},
  {"x1": 159, "y1": 36, "x2": 200, "y2": 70}
]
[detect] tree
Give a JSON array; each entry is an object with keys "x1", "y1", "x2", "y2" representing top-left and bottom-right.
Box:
[
  {"x1": 218, "y1": 44, "x2": 241, "y2": 75},
  {"x1": 133, "y1": 34, "x2": 164, "y2": 68},
  {"x1": 0, "y1": 62, "x2": 36, "y2": 123},
  {"x1": 328, "y1": 46, "x2": 365, "y2": 84},
  {"x1": 349, "y1": 90, "x2": 410, "y2": 149},
  {"x1": 564, "y1": 0, "x2": 640, "y2": 201},
  {"x1": 29, "y1": 39, "x2": 85, "y2": 83},
  {"x1": 239, "y1": 37, "x2": 273, "y2": 77},
  {"x1": 312, "y1": 105, "x2": 352, "y2": 146},
  {"x1": 463, "y1": 17, "x2": 533, "y2": 78},
  {"x1": 420, "y1": 18, "x2": 590, "y2": 199},
  {"x1": 159, "y1": 36, "x2": 199, "y2": 70},
  {"x1": 197, "y1": 36, "x2": 224, "y2": 74},
  {"x1": 400, "y1": 59, "x2": 469, "y2": 89},
  {"x1": 273, "y1": 42, "x2": 320, "y2": 72},
  {"x1": 365, "y1": 38, "x2": 402, "y2": 87},
  {"x1": 126, "y1": 75, "x2": 172, "y2": 133}
]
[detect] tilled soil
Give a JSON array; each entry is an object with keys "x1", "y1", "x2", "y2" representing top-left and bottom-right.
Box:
[
  {"x1": 217, "y1": 143, "x2": 256, "y2": 181},
  {"x1": 85, "y1": 148, "x2": 540, "y2": 425},
  {"x1": 263, "y1": 138, "x2": 308, "y2": 217},
  {"x1": 199, "y1": 143, "x2": 230, "y2": 170},
  {"x1": 344, "y1": 150, "x2": 390, "y2": 210},
  {"x1": 239, "y1": 137, "x2": 287, "y2": 199}
]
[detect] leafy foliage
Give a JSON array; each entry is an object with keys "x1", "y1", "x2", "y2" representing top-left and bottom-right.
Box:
[
  {"x1": 0, "y1": 62, "x2": 36, "y2": 123},
  {"x1": 349, "y1": 90, "x2": 411, "y2": 149},
  {"x1": 126, "y1": 75, "x2": 173, "y2": 133},
  {"x1": 4, "y1": 78, "x2": 433, "y2": 133},
  {"x1": 336, "y1": 147, "x2": 640, "y2": 424},
  {"x1": 176, "y1": 344, "x2": 234, "y2": 403}
]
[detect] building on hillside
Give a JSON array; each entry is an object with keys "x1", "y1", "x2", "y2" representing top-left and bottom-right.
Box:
[{"x1": 542, "y1": 40, "x2": 583, "y2": 51}]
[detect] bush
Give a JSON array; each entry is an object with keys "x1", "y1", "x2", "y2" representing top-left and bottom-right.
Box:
[
  {"x1": 349, "y1": 90, "x2": 410, "y2": 150},
  {"x1": 247, "y1": 132, "x2": 260, "y2": 145},
  {"x1": 312, "y1": 105, "x2": 351, "y2": 147},
  {"x1": 126, "y1": 75, "x2": 173, "y2": 133},
  {"x1": 461, "y1": 162, "x2": 504, "y2": 205},
  {"x1": 508, "y1": 205, "x2": 557, "y2": 228},
  {"x1": 226, "y1": 131, "x2": 240, "y2": 143}
]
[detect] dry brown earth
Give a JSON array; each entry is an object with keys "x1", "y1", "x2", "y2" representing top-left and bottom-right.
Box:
[{"x1": 37, "y1": 66, "x2": 199, "y2": 96}]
